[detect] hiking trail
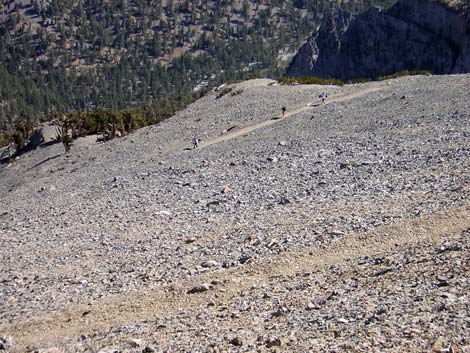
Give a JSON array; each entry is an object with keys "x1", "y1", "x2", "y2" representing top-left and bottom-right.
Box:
[{"x1": 197, "y1": 86, "x2": 384, "y2": 149}]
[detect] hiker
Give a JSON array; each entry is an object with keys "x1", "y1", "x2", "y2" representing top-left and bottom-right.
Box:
[
  {"x1": 192, "y1": 138, "x2": 200, "y2": 149},
  {"x1": 113, "y1": 128, "x2": 122, "y2": 138},
  {"x1": 281, "y1": 106, "x2": 286, "y2": 117},
  {"x1": 320, "y1": 92, "x2": 328, "y2": 104}
]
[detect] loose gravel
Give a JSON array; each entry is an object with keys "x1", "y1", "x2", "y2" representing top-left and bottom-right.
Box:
[{"x1": 0, "y1": 74, "x2": 469, "y2": 352}]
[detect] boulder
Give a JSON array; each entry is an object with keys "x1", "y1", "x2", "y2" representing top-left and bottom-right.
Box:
[{"x1": 24, "y1": 122, "x2": 59, "y2": 151}]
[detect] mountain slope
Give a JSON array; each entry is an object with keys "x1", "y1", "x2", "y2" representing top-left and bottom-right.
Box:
[{"x1": 0, "y1": 73, "x2": 469, "y2": 351}]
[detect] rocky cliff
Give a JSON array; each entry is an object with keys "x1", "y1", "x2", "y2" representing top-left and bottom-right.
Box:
[{"x1": 286, "y1": 0, "x2": 470, "y2": 80}]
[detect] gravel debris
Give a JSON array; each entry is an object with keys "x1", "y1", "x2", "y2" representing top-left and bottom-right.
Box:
[{"x1": 0, "y1": 75, "x2": 469, "y2": 352}]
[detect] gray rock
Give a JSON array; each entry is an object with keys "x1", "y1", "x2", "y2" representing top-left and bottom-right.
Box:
[
  {"x1": 267, "y1": 156, "x2": 278, "y2": 163},
  {"x1": 229, "y1": 337, "x2": 243, "y2": 346},
  {"x1": 201, "y1": 260, "x2": 219, "y2": 268},
  {"x1": 187, "y1": 283, "x2": 211, "y2": 294},
  {"x1": 0, "y1": 336, "x2": 12, "y2": 351}
]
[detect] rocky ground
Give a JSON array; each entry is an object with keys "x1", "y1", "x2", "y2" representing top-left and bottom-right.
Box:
[{"x1": 0, "y1": 75, "x2": 469, "y2": 352}]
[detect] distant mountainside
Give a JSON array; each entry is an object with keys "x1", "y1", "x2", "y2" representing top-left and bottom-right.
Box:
[
  {"x1": 0, "y1": 0, "x2": 395, "y2": 131},
  {"x1": 286, "y1": 0, "x2": 470, "y2": 80}
]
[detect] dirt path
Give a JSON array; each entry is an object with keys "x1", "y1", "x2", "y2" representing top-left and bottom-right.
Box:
[
  {"x1": 198, "y1": 86, "x2": 384, "y2": 149},
  {"x1": 2, "y1": 204, "x2": 469, "y2": 352}
]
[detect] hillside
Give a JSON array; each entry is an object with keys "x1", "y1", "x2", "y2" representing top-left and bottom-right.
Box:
[
  {"x1": 0, "y1": 0, "x2": 395, "y2": 129},
  {"x1": 0, "y1": 74, "x2": 469, "y2": 352},
  {"x1": 286, "y1": 0, "x2": 470, "y2": 80}
]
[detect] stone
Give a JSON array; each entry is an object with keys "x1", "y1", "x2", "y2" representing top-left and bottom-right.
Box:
[
  {"x1": 229, "y1": 337, "x2": 243, "y2": 346},
  {"x1": 128, "y1": 338, "x2": 144, "y2": 348},
  {"x1": 1, "y1": 56, "x2": 470, "y2": 353},
  {"x1": 0, "y1": 336, "x2": 12, "y2": 351},
  {"x1": 201, "y1": 260, "x2": 219, "y2": 268},
  {"x1": 306, "y1": 302, "x2": 317, "y2": 310},
  {"x1": 271, "y1": 307, "x2": 289, "y2": 318},
  {"x1": 114, "y1": 211, "x2": 124, "y2": 219},
  {"x1": 373, "y1": 268, "x2": 393, "y2": 277},
  {"x1": 239, "y1": 255, "x2": 252, "y2": 264},
  {"x1": 158, "y1": 210, "x2": 172, "y2": 217},
  {"x1": 22, "y1": 123, "x2": 56, "y2": 151},
  {"x1": 267, "y1": 156, "x2": 278, "y2": 163},
  {"x1": 266, "y1": 337, "x2": 288, "y2": 348},
  {"x1": 187, "y1": 283, "x2": 211, "y2": 294},
  {"x1": 432, "y1": 336, "x2": 447, "y2": 352}
]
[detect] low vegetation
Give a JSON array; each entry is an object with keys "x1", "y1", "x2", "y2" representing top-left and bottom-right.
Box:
[
  {"x1": 0, "y1": 131, "x2": 11, "y2": 148},
  {"x1": 279, "y1": 76, "x2": 344, "y2": 86},
  {"x1": 216, "y1": 87, "x2": 234, "y2": 99},
  {"x1": 280, "y1": 69, "x2": 433, "y2": 86},
  {"x1": 53, "y1": 115, "x2": 73, "y2": 153},
  {"x1": 378, "y1": 70, "x2": 432, "y2": 81},
  {"x1": 231, "y1": 88, "x2": 244, "y2": 96},
  {"x1": 11, "y1": 119, "x2": 35, "y2": 150}
]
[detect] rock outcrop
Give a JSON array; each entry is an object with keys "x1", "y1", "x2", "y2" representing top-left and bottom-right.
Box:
[{"x1": 286, "y1": 0, "x2": 470, "y2": 80}]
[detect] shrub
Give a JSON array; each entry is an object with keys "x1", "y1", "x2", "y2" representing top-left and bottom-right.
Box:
[
  {"x1": 52, "y1": 115, "x2": 73, "y2": 152},
  {"x1": 216, "y1": 86, "x2": 234, "y2": 98},
  {"x1": 0, "y1": 131, "x2": 11, "y2": 148},
  {"x1": 378, "y1": 70, "x2": 432, "y2": 81},
  {"x1": 12, "y1": 119, "x2": 34, "y2": 150},
  {"x1": 230, "y1": 88, "x2": 244, "y2": 96},
  {"x1": 346, "y1": 77, "x2": 372, "y2": 84},
  {"x1": 279, "y1": 76, "x2": 344, "y2": 86}
]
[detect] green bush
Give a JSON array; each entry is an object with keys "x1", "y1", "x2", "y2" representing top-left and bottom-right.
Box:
[
  {"x1": 346, "y1": 77, "x2": 372, "y2": 84},
  {"x1": 216, "y1": 86, "x2": 234, "y2": 99},
  {"x1": 281, "y1": 70, "x2": 432, "y2": 86},
  {"x1": 52, "y1": 115, "x2": 73, "y2": 152},
  {"x1": 0, "y1": 131, "x2": 12, "y2": 148},
  {"x1": 230, "y1": 88, "x2": 244, "y2": 96},
  {"x1": 12, "y1": 119, "x2": 34, "y2": 150},
  {"x1": 379, "y1": 70, "x2": 432, "y2": 81},
  {"x1": 279, "y1": 76, "x2": 344, "y2": 86}
]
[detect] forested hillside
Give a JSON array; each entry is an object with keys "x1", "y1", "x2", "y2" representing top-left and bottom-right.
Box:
[{"x1": 0, "y1": 0, "x2": 395, "y2": 134}]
